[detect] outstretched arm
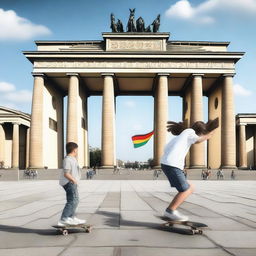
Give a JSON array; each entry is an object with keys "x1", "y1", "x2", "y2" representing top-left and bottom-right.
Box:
[{"x1": 195, "y1": 131, "x2": 214, "y2": 144}]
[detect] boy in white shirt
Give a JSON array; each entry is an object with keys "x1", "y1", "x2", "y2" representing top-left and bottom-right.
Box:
[
  {"x1": 161, "y1": 118, "x2": 219, "y2": 221},
  {"x1": 58, "y1": 142, "x2": 86, "y2": 226}
]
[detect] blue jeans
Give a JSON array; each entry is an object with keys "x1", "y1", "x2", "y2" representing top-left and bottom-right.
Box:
[
  {"x1": 61, "y1": 181, "x2": 79, "y2": 220},
  {"x1": 161, "y1": 164, "x2": 190, "y2": 192}
]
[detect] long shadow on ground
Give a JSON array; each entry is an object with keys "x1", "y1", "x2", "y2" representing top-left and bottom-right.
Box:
[
  {"x1": 96, "y1": 210, "x2": 197, "y2": 235},
  {"x1": 0, "y1": 224, "x2": 59, "y2": 236}
]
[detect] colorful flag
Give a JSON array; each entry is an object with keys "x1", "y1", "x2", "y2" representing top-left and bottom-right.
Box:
[{"x1": 132, "y1": 131, "x2": 154, "y2": 148}]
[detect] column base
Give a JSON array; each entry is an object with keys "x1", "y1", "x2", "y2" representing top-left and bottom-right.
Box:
[
  {"x1": 152, "y1": 165, "x2": 161, "y2": 169},
  {"x1": 220, "y1": 165, "x2": 238, "y2": 169},
  {"x1": 28, "y1": 166, "x2": 45, "y2": 170},
  {"x1": 238, "y1": 166, "x2": 247, "y2": 170},
  {"x1": 189, "y1": 165, "x2": 207, "y2": 169},
  {"x1": 100, "y1": 166, "x2": 115, "y2": 169}
]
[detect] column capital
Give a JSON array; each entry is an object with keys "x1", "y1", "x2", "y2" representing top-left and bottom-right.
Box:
[
  {"x1": 32, "y1": 72, "x2": 45, "y2": 77},
  {"x1": 222, "y1": 73, "x2": 235, "y2": 77},
  {"x1": 66, "y1": 72, "x2": 79, "y2": 77},
  {"x1": 12, "y1": 122, "x2": 20, "y2": 126},
  {"x1": 191, "y1": 73, "x2": 204, "y2": 77},
  {"x1": 240, "y1": 123, "x2": 247, "y2": 126},
  {"x1": 157, "y1": 73, "x2": 170, "y2": 77},
  {"x1": 0, "y1": 122, "x2": 5, "y2": 125},
  {"x1": 101, "y1": 73, "x2": 115, "y2": 77}
]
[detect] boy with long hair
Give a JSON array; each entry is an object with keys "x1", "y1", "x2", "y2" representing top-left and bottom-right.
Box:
[{"x1": 161, "y1": 118, "x2": 219, "y2": 221}]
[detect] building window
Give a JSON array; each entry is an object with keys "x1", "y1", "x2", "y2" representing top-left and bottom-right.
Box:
[
  {"x1": 81, "y1": 117, "x2": 85, "y2": 129},
  {"x1": 49, "y1": 118, "x2": 57, "y2": 131},
  {"x1": 184, "y1": 101, "x2": 188, "y2": 114},
  {"x1": 52, "y1": 96, "x2": 56, "y2": 110},
  {"x1": 214, "y1": 97, "x2": 218, "y2": 109}
]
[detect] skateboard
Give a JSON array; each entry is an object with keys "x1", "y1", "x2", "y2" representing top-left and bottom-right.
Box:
[
  {"x1": 52, "y1": 224, "x2": 92, "y2": 236},
  {"x1": 157, "y1": 216, "x2": 208, "y2": 235}
]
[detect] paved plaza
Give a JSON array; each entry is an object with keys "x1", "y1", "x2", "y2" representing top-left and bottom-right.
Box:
[{"x1": 0, "y1": 180, "x2": 256, "y2": 256}]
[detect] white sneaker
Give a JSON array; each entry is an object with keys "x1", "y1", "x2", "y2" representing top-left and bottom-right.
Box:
[
  {"x1": 164, "y1": 209, "x2": 188, "y2": 222},
  {"x1": 58, "y1": 217, "x2": 76, "y2": 226},
  {"x1": 72, "y1": 216, "x2": 86, "y2": 224}
]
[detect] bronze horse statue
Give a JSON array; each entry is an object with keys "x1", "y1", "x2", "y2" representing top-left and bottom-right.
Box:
[
  {"x1": 110, "y1": 13, "x2": 118, "y2": 32},
  {"x1": 126, "y1": 8, "x2": 136, "y2": 32},
  {"x1": 136, "y1": 16, "x2": 145, "y2": 32},
  {"x1": 152, "y1": 14, "x2": 160, "y2": 32},
  {"x1": 117, "y1": 19, "x2": 124, "y2": 32}
]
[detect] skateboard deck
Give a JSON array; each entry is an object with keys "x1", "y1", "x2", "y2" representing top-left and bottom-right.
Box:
[
  {"x1": 52, "y1": 224, "x2": 92, "y2": 236},
  {"x1": 157, "y1": 216, "x2": 208, "y2": 235}
]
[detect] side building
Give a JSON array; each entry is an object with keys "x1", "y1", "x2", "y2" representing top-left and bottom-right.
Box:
[
  {"x1": 236, "y1": 114, "x2": 256, "y2": 169},
  {"x1": 0, "y1": 106, "x2": 30, "y2": 169}
]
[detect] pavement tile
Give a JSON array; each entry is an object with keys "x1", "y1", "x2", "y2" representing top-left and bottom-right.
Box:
[
  {"x1": 0, "y1": 247, "x2": 64, "y2": 256},
  {"x1": 205, "y1": 231, "x2": 256, "y2": 248}
]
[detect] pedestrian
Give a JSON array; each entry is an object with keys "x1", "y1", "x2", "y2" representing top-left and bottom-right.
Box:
[{"x1": 231, "y1": 170, "x2": 235, "y2": 180}]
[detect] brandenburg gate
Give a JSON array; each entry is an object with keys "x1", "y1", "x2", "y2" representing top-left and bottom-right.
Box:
[{"x1": 23, "y1": 22, "x2": 243, "y2": 170}]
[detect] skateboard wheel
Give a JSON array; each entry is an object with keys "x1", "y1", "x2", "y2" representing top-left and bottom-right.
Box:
[
  {"x1": 62, "y1": 230, "x2": 68, "y2": 236},
  {"x1": 192, "y1": 229, "x2": 202, "y2": 235}
]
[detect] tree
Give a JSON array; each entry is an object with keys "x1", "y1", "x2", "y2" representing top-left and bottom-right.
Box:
[
  {"x1": 148, "y1": 158, "x2": 154, "y2": 169},
  {"x1": 89, "y1": 147, "x2": 101, "y2": 168},
  {"x1": 117, "y1": 159, "x2": 124, "y2": 168}
]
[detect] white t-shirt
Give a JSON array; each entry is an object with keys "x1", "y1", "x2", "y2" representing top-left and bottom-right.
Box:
[
  {"x1": 160, "y1": 128, "x2": 200, "y2": 170},
  {"x1": 59, "y1": 155, "x2": 81, "y2": 186}
]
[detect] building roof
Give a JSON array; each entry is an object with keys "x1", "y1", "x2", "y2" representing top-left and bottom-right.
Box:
[
  {"x1": 0, "y1": 106, "x2": 30, "y2": 120},
  {"x1": 236, "y1": 113, "x2": 256, "y2": 118}
]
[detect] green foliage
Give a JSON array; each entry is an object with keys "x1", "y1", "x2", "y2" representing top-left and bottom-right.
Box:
[
  {"x1": 147, "y1": 158, "x2": 154, "y2": 168},
  {"x1": 89, "y1": 147, "x2": 101, "y2": 168}
]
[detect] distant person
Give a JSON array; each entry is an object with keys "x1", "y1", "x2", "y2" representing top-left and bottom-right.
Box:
[
  {"x1": 86, "y1": 169, "x2": 90, "y2": 179},
  {"x1": 58, "y1": 142, "x2": 85, "y2": 226},
  {"x1": 217, "y1": 169, "x2": 221, "y2": 180},
  {"x1": 87, "y1": 168, "x2": 94, "y2": 179},
  {"x1": 161, "y1": 117, "x2": 219, "y2": 221},
  {"x1": 154, "y1": 169, "x2": 160, "y2": 179},
  {"x1": 89, "y1": 169, "x2": 94, "y2": 179},
  {"x1": 183, "y1": 168, "x2": 187, "y2": 178},
  {"x1": 207, "y1": 169, "x2": 211, "y2": 180},
  {"x1": 201, "y1": 170, "x2": 206, "y2": 180},
  {"x1": 231, "y1": 170, "x2": 235, "y2": 180},
  {"x1": 220, "y1": 169, "x2": 224, "y2": 180}
]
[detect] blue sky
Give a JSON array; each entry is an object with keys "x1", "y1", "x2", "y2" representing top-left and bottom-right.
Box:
[{"x1": 0, "y1": 0, "x2": 255, "y2": 161}]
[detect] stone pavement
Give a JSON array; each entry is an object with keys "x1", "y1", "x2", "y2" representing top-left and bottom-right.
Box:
[{"x1": 0, "y1": 180, "x2": 256, "y2": 256}]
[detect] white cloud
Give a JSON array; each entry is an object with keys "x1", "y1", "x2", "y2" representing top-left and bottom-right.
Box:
[
  {"x1": 233, "y1": 83, "x2": 253, "y2": 97},
  {"x1": 0, "y1": 8, "x2": 51, "y2": 40},
  {"x1": 124, "y1": 100, "x2": 136, "y2": 108},
  {"x1": 4, "y1": 89, "x2": 32, "y2": 103},
  {"x1": 165, "y1": 0, "x2": 256, "y2": 24},
  {"x1": 0, "y1": 81, "x2": 15, "y2": 92},
  {"x1": 0, "y1": 81, "x2": 32, "y2": 113}
]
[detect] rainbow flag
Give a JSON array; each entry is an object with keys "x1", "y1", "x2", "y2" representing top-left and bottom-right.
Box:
[{"x1": 132, "y1": 131, "x2": 154, "y2": 148}]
